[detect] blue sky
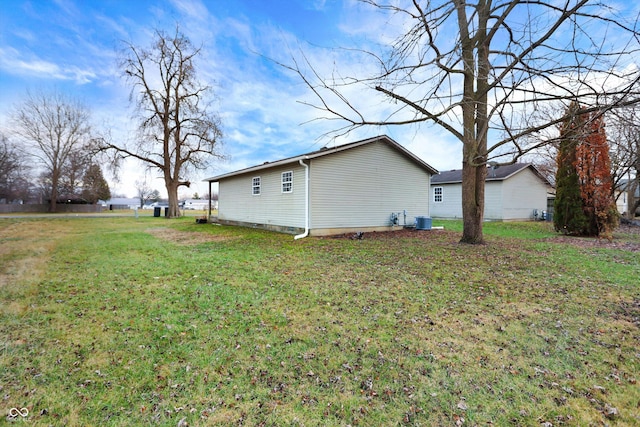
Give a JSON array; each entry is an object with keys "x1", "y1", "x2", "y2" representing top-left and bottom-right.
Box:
[
  {"x1": 0, "y1": 0, "x2": 462, "y2": 198},
  {"x1": 2, "y1": 1, "x2": 637, "y2": 198}
]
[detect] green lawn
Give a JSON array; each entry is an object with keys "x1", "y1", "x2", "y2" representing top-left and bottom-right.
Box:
[{"x1": 1, "y1": 217, "x2": 638, "y2": 426}]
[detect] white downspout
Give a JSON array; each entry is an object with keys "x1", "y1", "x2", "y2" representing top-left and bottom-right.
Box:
[{"x1": 294, "y1": 158, "x2": 309, "y2": 240}]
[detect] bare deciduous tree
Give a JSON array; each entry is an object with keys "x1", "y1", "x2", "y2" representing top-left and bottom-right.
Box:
[
  {"x1": 11, "y1": 90, "x2": 94, "y2": 212},
  {"x1": 135, "y1": 179, "x2": 160, "y2": 208},
  {"x1": 288, "y1": 0, "x2": 640, "y2": 243},
  {"x1": 59, "y1": 150, "x2": 93, "y2": 201},
  {"x1": 0, "y1": 133, "x2": 29, "y2": 203},
  {"x1": 101, "y1": 27, "x2": 223, "y2": 218}
]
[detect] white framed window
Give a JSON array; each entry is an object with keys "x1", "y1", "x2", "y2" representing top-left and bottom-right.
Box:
[
  {"x1": 281, "y1": 171, "x2": 293, "y2": 193},
  {"x1": 252, "y1": 177, "x2": 261, "y2": 195},
  {"x1": 433, "y1": 186, "x2": 443, "y2": 203}
]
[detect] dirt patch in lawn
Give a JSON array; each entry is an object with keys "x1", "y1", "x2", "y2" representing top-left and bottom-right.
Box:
[
  {"x1": 326, "y1": 228, "x2": 457, "y2": 242},
  {"x1": 146, "y1": 227, "x2": 237, "y2": 245},
  {"x1": 543, "y1": 236, "x2": 640, "y2": 252},
  {"x1": 543, "y1": 224, "x2": 640, "y2": 252},
  {"x1": 328, "y1": 225, "x2": 640, "y2": 252}
]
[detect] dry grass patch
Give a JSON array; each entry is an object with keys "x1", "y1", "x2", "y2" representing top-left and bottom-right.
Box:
[
  {"x1": 0, "y1": 220, "x2": 67, "y2": 289},
  {"x1": 145, "y1": 226, "x2": 237, "y2": 245}
]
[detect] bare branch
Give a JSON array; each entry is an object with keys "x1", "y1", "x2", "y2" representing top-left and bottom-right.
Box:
[
  {"x1": 102, "y1": 26, "x2": 224, "y2": 217},
  {"x1": 284, "y1": 0, "x2": 640, "y2": 242}
]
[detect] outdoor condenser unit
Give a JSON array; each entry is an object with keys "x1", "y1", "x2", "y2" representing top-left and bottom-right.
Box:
[{"x1": 415, "y1": 216, "x2": 432, "y2": 230}]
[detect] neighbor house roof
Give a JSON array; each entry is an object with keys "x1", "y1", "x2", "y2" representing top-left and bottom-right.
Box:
[
  {"x1": 204, "y1": 135, "x2": 438, "y2": 182},
  {"x1": 431, "y1": 163, "x2": 552, "y2": 186}
]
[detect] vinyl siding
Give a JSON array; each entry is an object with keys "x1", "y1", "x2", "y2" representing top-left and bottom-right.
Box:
[
  {"x1": 218, "y1": 164, "x2": 306, "y2": 228},
  {"x1": 430, "y1": 183, "x2": 463, "y2": 218},
  {"x1": 309, "y1": 141, "x2": 430, "y2": 229},
  {"x1": 484, "y1": 182, "x2": 504, "y2": 220},
  {"x1": 430, "y1": 168, "x2": 550, "y2": 220},
  {"x1": 501, "y1": 168, "x2": 548, "y2": 220}
]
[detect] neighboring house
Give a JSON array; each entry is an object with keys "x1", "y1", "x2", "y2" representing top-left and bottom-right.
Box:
[
  {"x1": 204, "y1": 135, "x2": 438, "y2": 237},
  {"x1": 615, "y1": 178, "x2": 640, "y2": 217},
  {"x1": 430, "y1": 163, "x2": 553, "y2": 221},
  {"x1": 142, "y1": 201, "x2": 168, "y2": 209},
  {"x1": 181, "y1": 199, "x2": 216, "y2": 210},
  {"x1": 105, "y1": 197, "x2": 139, "y2": 210}
]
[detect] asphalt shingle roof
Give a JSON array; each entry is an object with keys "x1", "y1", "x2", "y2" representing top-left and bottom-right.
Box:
[
  {"x1": 205, "y1": 135, "x2": 438, "y2": 182},
  {"x1": 431, "y1": 163, "x2": 550, "y2": 185}
]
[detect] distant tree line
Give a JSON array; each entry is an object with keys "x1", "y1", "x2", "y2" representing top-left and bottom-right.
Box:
[
  {"x1": 0, "y1": 90, "x2": 110, "y2": 211},
  {"x1": 2, "y1": 27, "x2": 224, "y2": 217}
]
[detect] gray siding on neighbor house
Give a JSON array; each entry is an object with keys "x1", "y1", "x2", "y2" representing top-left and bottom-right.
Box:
[
  {"x1": 430, "y1": 182, "x2": 463, "y2": 219},
  {"x1": 500, "y1": 168, "x2": 548, "y2": 220},
  {"x1": 309, "y1": 141, "x2": 430, "y2": 230},
  {"x1": 430, "y1": 167, "x2": 549, "y2": 220},
  {"x1": 218, "y1": 163, "x2": 306, "y2": 229},
  {"x1": 484, "y1": 182, "x2": 505, "y2": 220}
]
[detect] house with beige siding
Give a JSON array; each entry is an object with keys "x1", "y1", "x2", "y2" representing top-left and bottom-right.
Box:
[
  {"x1": 204, "y1": 135, "x2": 438, "y2": 237},
  {"x1": 615, "y1": 178, "x2": 640, "y2": 217},
  {"x1": 430, "y1": 163, "x2": 553, "y2": 221}
]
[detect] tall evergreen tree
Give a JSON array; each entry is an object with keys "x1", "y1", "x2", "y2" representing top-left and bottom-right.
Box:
[
  {"x1": 554, "y1": 103, "x2": 618, "y2": 236},
  {"x1": 554, "y1": 102, "x2": 588, "y2": 235},
  {"x1": 575, "y1": 113, "x2": 619, "y2": 236},
  {"x1": 82, "y1": 164, "x2": 111, "y2": 204}
]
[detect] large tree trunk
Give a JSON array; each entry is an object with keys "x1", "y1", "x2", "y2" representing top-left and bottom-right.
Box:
[
  {"x1": 49, "y1": 170, "x2": 60, "y2": 213},
  {"x1": 461, "y1": 156, "x2": 487, "y2": 244},
  {"x1": 165, "y1": 179, "x2": 181, "y2": 218},
  {"x1": 456, "y1": 0, "x2": 488, "y2": 244}
]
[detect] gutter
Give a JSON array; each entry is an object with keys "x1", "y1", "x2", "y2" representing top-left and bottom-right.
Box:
[{"x1": 294, "y1": 158, "x2": 310, "y2": 240}]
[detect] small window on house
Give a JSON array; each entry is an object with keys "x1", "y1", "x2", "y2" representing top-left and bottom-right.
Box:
[
  {"x1": 252, "y1": 177, "x2": 261, "y2": 195},
  {"x1": 282, "y1": 171, "x2": 293, "y2": 193},
  {"x1": 434, "y1": 186, "x2": 443, "y2": 203}
]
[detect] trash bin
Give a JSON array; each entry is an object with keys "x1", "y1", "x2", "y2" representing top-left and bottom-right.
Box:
[
  {"x1": 164, "y1": 207, "x2": 169, "y2": 217},
  {"x1": 415, "y1": 216, "x2": 432, "y2": 230},
  {"x1": 153, "y1": 207, "x2": 161, "y2": 217}
]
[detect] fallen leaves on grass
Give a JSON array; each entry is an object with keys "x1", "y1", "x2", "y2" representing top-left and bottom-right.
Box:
[{"x1": 330, "y1": 225, "x2": 640, "y2": 251}]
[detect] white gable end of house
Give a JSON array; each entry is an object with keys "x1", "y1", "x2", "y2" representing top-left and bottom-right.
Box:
[{"x1": 430, "y1": 164, "x2": 552, "y2": 221}]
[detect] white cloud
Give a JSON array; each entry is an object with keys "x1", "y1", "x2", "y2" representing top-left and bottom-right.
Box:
[
  {"x1": 0, "y1": 46, "x2": 101, "y2": 85},
  {"x1": 94, "y1": 14, "x2": 130, "y2": 40},
  {"x1": 0, "y1": 47, "x2": 61, "y2": 77},
  {"x1": 168, "y1": 0, "x2": 210, "y2": 22},
  {"x1": 0, "y1": 0, "x2": 491, "y2": 198},
  {"x1": 52, "y1": 0, "x2": 80, "y2": 17}
]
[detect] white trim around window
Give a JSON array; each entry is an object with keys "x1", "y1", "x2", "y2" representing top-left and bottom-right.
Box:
[
  {"x1": 433, "y1": 186, "x2": 443, "y2": 203},
  {"x1": 252, "y1": 176, "x2": 261, "y2": 195},
  {"x1": 281, "y1": 171, "x2": 293, "y2": 193}
]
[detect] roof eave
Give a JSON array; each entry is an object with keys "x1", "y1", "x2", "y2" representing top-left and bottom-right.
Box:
[
  {"x1": 204, "y1": 155, "x2": 307, "y2": 182},
  {"x1": 204, "y1": 135, "x2": 438, "y2": 182}
]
